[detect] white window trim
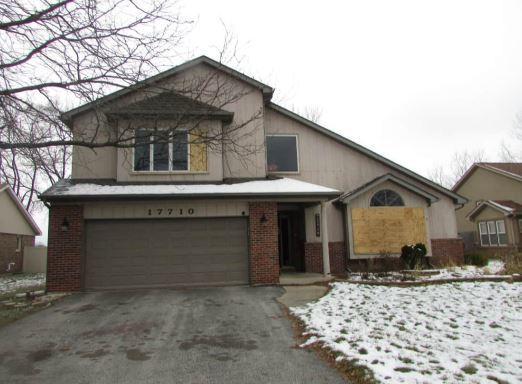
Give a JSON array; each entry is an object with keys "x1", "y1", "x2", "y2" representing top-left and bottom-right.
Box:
[
  {"x1": 266, "y1": 134, "x2": 300, "y2": 174},
  {"x1": 132, "y1": 129, "x2": 191, "y2": 173},
  {"x1": 496, "y1": 220, "x2": 507, "y2": 246},
  {"x1": 479, "y1": 222, "x2": 489, "y2": 246},
  {"x1": 369, "y1": 188, "x2": 405, "y2": 207},
  {"x1": 478, "y1": 219, "x2": 507, "y2": 247}
]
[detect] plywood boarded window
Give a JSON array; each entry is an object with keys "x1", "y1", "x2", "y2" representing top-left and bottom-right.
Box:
[
  {"x1": 352, "y1": 207, "x2": 427, "y2": 254},
  {"x1": 189, "y1": 131, "x2": 207, "y2": 172}
]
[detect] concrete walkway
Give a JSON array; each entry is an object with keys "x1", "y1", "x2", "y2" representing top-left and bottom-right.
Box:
[{"x1": 277, "y1": 285, "x2": 328, "y2": 308}]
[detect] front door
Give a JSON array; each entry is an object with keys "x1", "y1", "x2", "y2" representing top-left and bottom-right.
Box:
[{"x1": 278, "y1": 209, "x2": 306, "y2": 272}]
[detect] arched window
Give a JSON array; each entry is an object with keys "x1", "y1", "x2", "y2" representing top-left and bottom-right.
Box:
[{"x1": 370, "y1": 189, "x2": 404, "y2": 207}]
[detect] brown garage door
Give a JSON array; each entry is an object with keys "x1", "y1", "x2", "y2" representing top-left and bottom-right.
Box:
[{"x1": 84, "y1": 218, "x2": 249, "y2": 290}]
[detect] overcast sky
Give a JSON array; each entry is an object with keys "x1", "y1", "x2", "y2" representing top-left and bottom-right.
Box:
[
  {"x1": 33, "y1": 0, "x2": 522, "y2": 243},
  {"x1": 182, "y1": 0, "x2": 522, "y2": 176}
]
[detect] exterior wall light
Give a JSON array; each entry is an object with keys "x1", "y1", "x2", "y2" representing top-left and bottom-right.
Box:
[
  {"x1": 61, "y1": 217, "x2": 70, "y2": 232},
  {"x1": 260, "y1": 214, "x2": 268, "y2": 223}
]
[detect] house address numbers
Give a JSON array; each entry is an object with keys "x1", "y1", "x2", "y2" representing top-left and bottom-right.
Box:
[{"x1": 147, "y1": 207, "x2": 195, "y2": 217}]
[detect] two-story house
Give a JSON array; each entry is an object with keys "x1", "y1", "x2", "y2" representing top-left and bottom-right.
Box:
[
  {"x1": 453, "y1": 162, "x2": 522, "y2": 254},
  {"x1": 41, "y1": 56, "x2": 466, "y2": 291}
]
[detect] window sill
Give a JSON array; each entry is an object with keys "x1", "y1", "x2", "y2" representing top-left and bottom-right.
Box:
[
  {"x1": 267, "y1": 171, "x2": 300, "y2": 175},
  {"x1": 130, "y1": 171, "x2": 209, "y2": 175}
]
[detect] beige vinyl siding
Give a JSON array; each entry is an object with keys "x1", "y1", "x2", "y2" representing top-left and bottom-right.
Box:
[
  {"x1": 471, "y1": 206, "x2": 517, "y2": 247},
  {"x1": 455, "y1": 167, "x2": 522, "y2": 234},
  {"x1": 265, "y1": 107, "x2": 458, "y2": 243},
  {"x1": 0, "y1": 192, "x2": 36, "y2": 236}
]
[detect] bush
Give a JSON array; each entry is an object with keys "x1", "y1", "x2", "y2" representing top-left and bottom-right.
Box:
[
  {"x1": 464, "y1": 253, "x2": 488, "y2": 267},
  {"x1": 400, "y1": 243, "x2": 428, "y2": 269},
  {"x1": 503, "y1": 252, "x2": 522, "y2": 275}
]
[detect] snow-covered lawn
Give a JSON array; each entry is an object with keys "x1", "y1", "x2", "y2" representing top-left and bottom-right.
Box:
[
  {"x1": 292, "y1": 282, "x2": 522, "y2": 384},
  {"x1": 0, "y1": 273, "x2": 46, "y2": 296},
  {"x1": 348, "y1": 260, "x2": 508, "y2": 282}
]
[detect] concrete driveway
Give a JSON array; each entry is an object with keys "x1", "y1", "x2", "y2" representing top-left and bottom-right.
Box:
[{"x1": 0, "y1": 286, "x2": 345, "y2": 384}]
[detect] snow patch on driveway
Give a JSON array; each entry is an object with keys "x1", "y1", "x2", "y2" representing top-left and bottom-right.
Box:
[{"x1": 292, "y1": 282, "x2": 522, "y2": 383}]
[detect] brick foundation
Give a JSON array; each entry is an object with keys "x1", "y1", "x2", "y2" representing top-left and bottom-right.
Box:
[
  {"x1": 248, "y1": 202, "x2": 279, "y2": 285},
  {"x1": 430, "y1": 238, "x2": 465, "y2": 267},
  {"x1": 47, "y1": 205, "x2": 84, "y2": 292},
  {"x1": 0, "y1": 233, "x2": 34, "y2": 274},
  {"x1": 304, "y1": 242, "x2": 346, "y2": 274}
]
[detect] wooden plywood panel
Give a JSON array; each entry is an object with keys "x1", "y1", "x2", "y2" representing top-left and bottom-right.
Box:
[
  {"x1": 190, "y1": 132, "x2": 207, "y2": 172},
  {"x1": 352, "y1": 207, "x2": 427, "y2": 254}
]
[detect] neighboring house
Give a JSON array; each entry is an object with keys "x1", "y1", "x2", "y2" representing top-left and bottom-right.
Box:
[
  {"x1": 0, "y1": 184, "x2": 41, "y2": 273},
  {"x1": 453, "y1": 163, "x2": 522, "y2": 254},
  {"x1": 41, "y1": 56, "x2": 466, "y2": 291}
]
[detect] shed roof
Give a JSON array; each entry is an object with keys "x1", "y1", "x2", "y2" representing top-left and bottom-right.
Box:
[{"x1": 40, "y1": 177, "x2": 341, "y2": 202}]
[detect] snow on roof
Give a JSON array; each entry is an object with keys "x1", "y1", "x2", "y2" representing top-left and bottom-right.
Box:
[{"x1": 41, "y1": 178, "x2": 340, "y2": 200}]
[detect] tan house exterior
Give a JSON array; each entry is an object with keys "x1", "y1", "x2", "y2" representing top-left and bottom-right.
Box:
[
  {"x1": 0, "y1": 184, "x2": 41, "y2": 273},
  {"x1": 41, "y1": 56, "x2": 466, "y2": 291},
  {"x1": 453, "y1": 163, "x2": 522, "y2": 254}
]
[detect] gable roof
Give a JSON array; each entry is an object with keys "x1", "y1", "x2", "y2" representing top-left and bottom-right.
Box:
[
  {"x1": 336, "y1": 173, "x2": 439, "y2": 205},
  {"x1": 0, "y1": 184, "x2": 41, "y2": 235},
  {"x1": 466, "y1": 199, "x2": 522, "y2": 220},
  {"x1": 453, "y1": 162, "x2": 522, "y2": 191},
  {"x1": 106, "y1": 91, "x2": 234, "y2": 122},
  {"x1": 60, "y1": 56, "x2": 465, "y2": 204},
  {"x1": 268, "y1": 103, "x2": 466, "y2": 204},
  {"x1": 61, "y1": 55, "x2": 274, "y2": 125}
]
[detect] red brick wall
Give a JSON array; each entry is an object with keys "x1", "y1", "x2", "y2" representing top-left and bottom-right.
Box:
[
  {"x1": 248, "y1": 202, "x2": 279, "y2": 285},
  {"x1": 431, "y1": 238, "x2": 465, "y2": 266},
  {"x1": 304, "y1": 241, "x2": 346, "y2": 274},
  {"x1": 47, "y1": 205, "x2": 84, "y2": 291},
  {"x1": 0, "y1": 233, "x2": 34, "y2": 273}
]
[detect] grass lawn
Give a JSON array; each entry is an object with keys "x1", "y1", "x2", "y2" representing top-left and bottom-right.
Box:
[
  {"x1": 0, "y1": 273, "x2": 64, "y2": 328},
  {"x1": 292, "y1": 281, "x2": 522, "y2": 384}
]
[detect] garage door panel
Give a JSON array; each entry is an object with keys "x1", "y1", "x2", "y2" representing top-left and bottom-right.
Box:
[{"x1": 85, "y1": 218, "x2": 249, "y2": 289}]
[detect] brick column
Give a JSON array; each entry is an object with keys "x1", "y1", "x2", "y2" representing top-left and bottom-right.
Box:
[
  {"x1": 248, "y1": 202, "x2": 279, "y2": 285},
  {"x1": 431, "y1": 238, "x2": 464, "y2": 267},
  {"x1": 304, "y1": 242, "x2": 346, "y2": 274},
  {"x1": 47, "y1": 205, "x2": 84, "y2": 291}
]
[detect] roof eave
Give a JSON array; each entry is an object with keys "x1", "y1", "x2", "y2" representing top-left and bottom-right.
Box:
[{"x1": 40, "y1": 191, "x2": 341, "y2": 203}]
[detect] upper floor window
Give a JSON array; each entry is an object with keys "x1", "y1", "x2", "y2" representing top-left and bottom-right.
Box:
[
  {"x1": 134, "y1": 129, "x2": 188, "y2": 172},
  {"x1": 370, "y1": 189, "x2": 404, "y2": 207},
  {"x1": 479, "y1": 220, "x2": 507, "y2": 247},
  {"x1": 266, "y1": 135, "x2": 299, "y2": 173}
]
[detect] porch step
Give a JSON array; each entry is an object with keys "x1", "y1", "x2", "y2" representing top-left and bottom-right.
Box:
[{"x1": 279, "y1": 273, "x2": 334, "y2": 286}]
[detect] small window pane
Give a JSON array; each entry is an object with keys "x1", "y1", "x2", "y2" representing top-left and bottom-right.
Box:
[
  {"x1": 172, "y1": 131, "x2": 188, "y2": 171},
  {"x1": 153, "y1": 133, "x2": 169, "y2": 171},
  {"x1": 479, "y1": 222, "x2": 488, "y2": 235},
  {"x1": 480, "y1": 234, "x2": 490, "y2": 246},
  {"x1": 370, "y1": 189, "x2": 405, "y2": 207},
  {"x1": 519, "y1": 219, "x2": 522, "y2": 233},
  {"x1": 489, "y1": 233, "x2": 499, "y2": 246},
  {"x1": 496, "y1": 220, "x2": 506, "y2": 234},
  {"x1": 267, "y1": 136, "x2": 298, "y2": 172},
  {"x1": 487, "y1": 221, "x2": 496, "y2": 234},
  {"x1": 498, "y1": 233, "x2": 508, "y2": 245},
  {"x1": 134, "y1": 129, "x2": 150, "y2": 171}
]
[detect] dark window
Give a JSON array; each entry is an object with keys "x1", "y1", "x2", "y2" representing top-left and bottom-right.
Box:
[
  {"x1": 266, "y1": 135, "x2": 298, "y2": 172},
  {"x1": 370, "y1": 189, "x2": 405, "y2": 207},
  {"x1": 153, "y1": 132, "x2": 170, "y2": 171},
  {"x1": 134, "y1": 129, "x2": 189, "y2": 172},
  {"x1": 134, "y1": 129, "x2": 151, "y2": 171},
  {"x1": 172, "y1": 131, "x2": 188, "y2": 171}
]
